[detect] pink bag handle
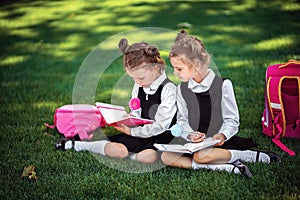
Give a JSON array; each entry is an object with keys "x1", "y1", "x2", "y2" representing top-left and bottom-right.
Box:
[{"x1": 279, "y1": 59, "x2": 300, "y2": 68}]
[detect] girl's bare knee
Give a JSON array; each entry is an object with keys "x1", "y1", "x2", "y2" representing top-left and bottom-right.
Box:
[
  {"x1": 161, "y1": 152, "x2": 193, "y2": 168},
  {"x1": 161, "y1": 152, "x2": 174, "y2": 165},
  {"x1": 136, "y1": 149, "x2": 157, "y2": 164},
  {"x1": 193, "y1": 149, "x2": 213, "y2": 163},
  {"x1": 194, "y1": 148, "x2": 231, "y2": 164},
  {"x1": 104, "y1": 142, "x2": 128, "y2": 158}
]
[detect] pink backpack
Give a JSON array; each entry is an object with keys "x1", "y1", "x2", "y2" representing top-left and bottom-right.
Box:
[
  {"x1": 262, "y1": 60, "x2": 300, "y2": 156},
  {"x1": 44, "y1": 104, "x2": 106, "y2": 140}
]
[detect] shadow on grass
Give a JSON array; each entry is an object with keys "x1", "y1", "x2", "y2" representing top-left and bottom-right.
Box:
[{"x1": 1, "y1": 0, "x2": 299, "y2": 131}]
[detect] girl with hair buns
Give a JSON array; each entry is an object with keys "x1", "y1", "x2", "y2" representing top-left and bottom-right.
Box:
[
  {"x1": 161, "y1": 30, "x2": 280, "y2": 177},
  {"x1": 55, "y1": 38, "x2": 177, "y2": 164}
]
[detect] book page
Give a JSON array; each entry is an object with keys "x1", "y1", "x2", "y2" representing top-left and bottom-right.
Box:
[
  {"x1": 154, "y1": 138, "x2": 220, "y2": 154},
  {"x1": 96, "y1": 102, "x2": 128, "y2": 124},
  {"x1": 154, "y1": 143, "x2": 189, "y2": 153},
  {"x1": 96, "y1": 102, "x2": 153, "y2": 127},
  {"x1": 183, "y1": 138, "x2": 219, "y2": 151},
  {"x1": 96, "y1": 102, "x2": 126, "y2": 111}
]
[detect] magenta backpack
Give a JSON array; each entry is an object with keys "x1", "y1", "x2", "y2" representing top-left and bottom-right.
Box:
[
  {"x1": 44, "y1": 104, "x2": 106, "y2": 140},
  {"x1": 262, "y1": 60, "x2": 300, "y2": 156}
]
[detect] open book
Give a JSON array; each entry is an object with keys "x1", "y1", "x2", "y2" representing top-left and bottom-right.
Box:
[
  {"x1": 154, "y1": 137, "x2": 220, "y2": 154},
  {"x1": 96, "y1": 102, "x2": 153, "y2": 127}
]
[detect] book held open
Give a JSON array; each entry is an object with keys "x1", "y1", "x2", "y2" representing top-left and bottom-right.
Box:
[
  {"x1": 154, "y1": 137, "x2": 220, "y2": 154},
  {"x1": 96, "y1": 102, "x2": 153, "y2": 127}
]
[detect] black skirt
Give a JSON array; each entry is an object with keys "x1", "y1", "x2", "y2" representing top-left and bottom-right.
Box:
[
  {"x1": 218, "y1": 136, "x2": 258, "y2": 150},
  {"x1": 107, "y1": 131, "x2": 174, "y2": 153}
]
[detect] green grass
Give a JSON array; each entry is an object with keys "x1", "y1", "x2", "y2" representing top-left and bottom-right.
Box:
[{"x1": 1, "y1": 0, "x2": 300, "y2": 199}]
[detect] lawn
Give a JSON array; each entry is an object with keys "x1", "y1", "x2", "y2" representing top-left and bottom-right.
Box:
[{"x1": 1, "y1": 0, "x2": 300, "y2": 199}]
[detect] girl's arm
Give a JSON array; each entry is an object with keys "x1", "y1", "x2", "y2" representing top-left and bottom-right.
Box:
[
  {"x1": 218, "y1": 79, "x2": 240, "y2": 141},
  {"x1": 176, "y1": 84, "x2": 194, "y2": 140},
  {"x1": 130, "y1": 82, "x2": 177, "y2": 138}
]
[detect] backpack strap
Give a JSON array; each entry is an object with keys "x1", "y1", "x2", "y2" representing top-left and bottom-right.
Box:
[
  {"x1": 272, "y1": 134, "x2": 295, "y2": 156},
  {"x1": 267, "y1": 76, "x2": 284, "y2": 136},
  {"x1": 44, "y1": 123, "x2": 56, "y2": 129},
  {"x1": 77, "y1": 130, "x2": 91, "y2": 141},
  {"x1": 267, "y1": 76, "x2": 300, "y2": 156},
  {"x1": 267, "y1": 76, "x2": 300, "y2": 135}
]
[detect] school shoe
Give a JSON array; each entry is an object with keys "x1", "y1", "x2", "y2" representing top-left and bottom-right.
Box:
[
  {"x1": 231, "y1": 159, "x2": 253, "y2": 178},
  {"x1": 54, "y1": 138, "x2": 74, "y2": 151},
  {"x1": 250, "y1": 148, "x2": 281, "y2": 163},
  {"x1": 263, "y1": 151, "x2": 281, "y2": 163}
]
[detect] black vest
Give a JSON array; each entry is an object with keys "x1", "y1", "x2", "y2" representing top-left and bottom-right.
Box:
[
  {"x1": 138, "y1": 78, "x2": 176, "y2": 127},
  {"x1": 180, "y1": 76, "x2": 224, "y2": 137}
]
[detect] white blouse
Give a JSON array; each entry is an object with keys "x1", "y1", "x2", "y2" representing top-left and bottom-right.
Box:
[
  {"x1": 177, "y1": 69, "x2": 240, "y2": 141},
  {"x1": 130, "y1": 71, "x2": 177, "y2": 138}
]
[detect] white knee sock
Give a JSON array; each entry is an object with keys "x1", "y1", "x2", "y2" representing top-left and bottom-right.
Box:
[
  {"x1": 65, "y1": 140, "x2": 108, "y2": 155},
  {"x1": 192, "y1": 160, "x2": 241, "y2": 175},
  {"x1": 228, "y1": 150, "x2": 270, "y2": 163}
]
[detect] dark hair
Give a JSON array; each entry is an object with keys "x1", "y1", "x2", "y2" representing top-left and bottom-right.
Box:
[
  {"x1": 118, "y1": 38, "x2": 165, "y2": 71},
  {"x1": 169, "y1": 30, "x2": 210, "y2": 69}
]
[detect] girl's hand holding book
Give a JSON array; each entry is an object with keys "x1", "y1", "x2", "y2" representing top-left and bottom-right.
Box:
[
  {"x1": 114, "y1": 124, "x2": 131, "y2": 135},
  {"x1": 188, "y1": 132, "x2": 206, "y2": 143},
  {"x1": 213, "y1": 133, "x2": 226, "y2": 146},
  {"x1": 169, "y1": 124, "x2": 206, "y2": 142}
]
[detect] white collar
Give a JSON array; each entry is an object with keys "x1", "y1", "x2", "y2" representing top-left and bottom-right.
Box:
[
  {"x1": 142, "y1": 71, "x2": 167, "y2": 95},
  {"x1": 188, "y1": 69, "x2": 216, "y2": 93}
]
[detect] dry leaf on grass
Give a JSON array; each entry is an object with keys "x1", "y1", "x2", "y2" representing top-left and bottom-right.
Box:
[{"x1": 21, "y1": 165, "x2": 38, "y2": 180}]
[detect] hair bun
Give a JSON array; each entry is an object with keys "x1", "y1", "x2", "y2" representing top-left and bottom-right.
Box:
[
  {"x1": 144, "y1": 45, "x2": 159, "y2": 57},
  {"x1": 118, "y1": 38, "x2": 130, "y2": 54},
  {"x1": 179, "y1": 29, "x2": 187, "y2": 35},
  {"x1": 174, "y1": 29, "x2": 188, "y2": 43}
]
